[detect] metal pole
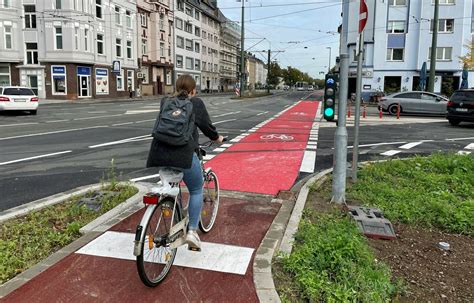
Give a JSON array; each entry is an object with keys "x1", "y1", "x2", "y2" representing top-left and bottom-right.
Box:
[
  {"x1": 352, "y1": 31, "x2": 364, "y2": 182},
  {"x1": 239, "y1": 0, "x2": 245, "y2": 97},
  {"x1": 331, "y1": 53, "x2": 349, "y2": 204},
  {"x1": 428, "y1": 0, "x2": 439, "y2": 92},
  {"x1": 267, "y1": 49, "x2": 271, "y2": 94},
  {"x1": 327, "y1": 47, "x2": 331, "y2": 73}
]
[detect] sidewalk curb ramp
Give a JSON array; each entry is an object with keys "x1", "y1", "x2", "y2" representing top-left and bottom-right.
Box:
[
  {"x1": 253, "y1": 168, "x2": 333, "y2": 302},
  {"x1": 0, "y1": 182, "x2": 149, "y2": 298}
]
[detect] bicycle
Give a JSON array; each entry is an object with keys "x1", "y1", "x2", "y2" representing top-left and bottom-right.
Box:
[{"x1": 133, "y1": 139, "x2": 224, "y2": 287}]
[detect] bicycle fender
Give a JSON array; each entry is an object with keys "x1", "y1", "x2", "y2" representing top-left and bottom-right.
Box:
[{"x1": 133, "y1": 205, "x2": 157, "y2": 256}]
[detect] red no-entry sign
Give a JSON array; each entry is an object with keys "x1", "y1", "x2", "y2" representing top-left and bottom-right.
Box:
[{"x1": 359, "y1": 0, "x2": 368, "y2": 33}]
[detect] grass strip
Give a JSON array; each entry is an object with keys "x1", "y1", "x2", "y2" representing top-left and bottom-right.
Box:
[
  {"x1": 347, "y1": 153, "x2": 474, "y2": 235},
  {"x1": 277, "y1": 209, "x2": 401, "y2": 302},
  {"x1": 0, "y1": 184, "x2": 138, "y2": 284}
]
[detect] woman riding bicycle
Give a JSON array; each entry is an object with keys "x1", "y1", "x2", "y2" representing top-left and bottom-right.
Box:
[{"x1": 146, "y1": 74, "x2": 224, "y2": 250}]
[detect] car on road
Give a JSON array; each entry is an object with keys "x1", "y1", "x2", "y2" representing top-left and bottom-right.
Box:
[
  {"x1": 282, "y1": 85, "x2": 290, "y2": 91},
  {"x1": 307, "y1": 85, "x2": 314, "y2": 91},
  {"x1": 378, "y1": 91, "x2": 448, "y2": 115},
  {"x1": 0, "y1": 86, "x2": 38, "y2": 115},
  {"x1": 446, "y1": 89, "x2": 474, "y2": 126}
]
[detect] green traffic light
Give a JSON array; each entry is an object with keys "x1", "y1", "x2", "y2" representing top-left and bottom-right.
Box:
[{"x1": 324, "y1": 108, "x2": 334, "y2": 117}]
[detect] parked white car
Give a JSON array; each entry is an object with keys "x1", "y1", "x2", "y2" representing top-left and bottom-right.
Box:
[{"x1": 0, "y1": 86, "x2": 39, "y2": 115}]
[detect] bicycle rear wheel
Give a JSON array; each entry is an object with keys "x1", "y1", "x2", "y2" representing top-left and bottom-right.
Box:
[
  {"x1": 136, "y1": 198, "x2": 180, "y2": 287},
  {"x1": 199, "y1": 171, "x2": 219, "y2": 233}
]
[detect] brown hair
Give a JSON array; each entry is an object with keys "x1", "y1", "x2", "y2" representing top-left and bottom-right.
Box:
[{"x1": 175, "y1": 74, "x2": 196, "y2": 97}]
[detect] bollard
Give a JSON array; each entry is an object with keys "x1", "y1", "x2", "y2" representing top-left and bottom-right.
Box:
[
  {"x1": 397, "y1": 103, "x2": 400, "y2": 119},
  {"x1": 348, "y1": 106, "x2": 351, "y2": 118},
  {"x1": 363, "y1": 104, "x2": 367, "y2": 119},
  {"x1": 379, "y1": 106, "x2": 383, "y2": 119}
]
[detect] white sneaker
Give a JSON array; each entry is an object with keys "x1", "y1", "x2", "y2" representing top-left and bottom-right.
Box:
[{"x1": 185, "y1": 230, "x2": 201, "y2": 251}]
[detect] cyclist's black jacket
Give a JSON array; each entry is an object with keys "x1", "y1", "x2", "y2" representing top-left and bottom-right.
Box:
[{"x1": 146, "y1": 96, "x2": 219, "y2": 169}]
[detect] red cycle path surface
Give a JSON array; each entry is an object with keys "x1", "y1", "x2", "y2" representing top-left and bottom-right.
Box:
[
  {"x1": 206, "y1": 101, "x2": 320, "y2": 196},
  {"x1": 3, "y1": 198, "x2": 279, "y2": 303}
]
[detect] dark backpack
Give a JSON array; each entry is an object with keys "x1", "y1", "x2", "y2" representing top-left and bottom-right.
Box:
[{"x1": 152, "y1": 97, "x2": 195, "y2": 146}]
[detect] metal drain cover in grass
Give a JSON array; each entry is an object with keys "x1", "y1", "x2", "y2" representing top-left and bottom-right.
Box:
[
  {"x1": 76, "y1": 191, "x2": 120, "y2": 212},
  {"x1": 347, "y1": 206, "x2": 396, "y2": 240}
]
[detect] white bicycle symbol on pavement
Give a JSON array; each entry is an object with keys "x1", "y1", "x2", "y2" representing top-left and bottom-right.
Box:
[{"x1": 260, "y1": 134, "x2": 294, "y2": 141}]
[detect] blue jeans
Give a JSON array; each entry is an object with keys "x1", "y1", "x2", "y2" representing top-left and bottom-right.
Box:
[{"x1": 182, "y1": 153, "x2": 203, "y2": 231}]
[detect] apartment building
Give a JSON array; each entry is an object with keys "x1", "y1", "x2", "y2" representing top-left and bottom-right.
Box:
[
  {"x1": 218, "y1": 10, "x2": 240, "y2": 92},
  {"x1": 174, "y1": 0, "x2": 202, "y2": 90},
  {"x1": 341, "y1": 0, "x2": 473, "y2": 95},
  {"x1": 246, "y1": 53, "x2": 267, "y2": 90},
  {"x1": 0, "y1": 0, "x2": 139, "y2": 100},
  {"x1": 199, "y1": 0, "x2": 219, "y2": 92},
  {"x1": 137, "y1": 0, "x2": 174, "y2": 96}
]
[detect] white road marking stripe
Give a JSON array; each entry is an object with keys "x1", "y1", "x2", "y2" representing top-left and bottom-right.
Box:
[
  {"x1": 445, "y1": 137, "x2": 474, "y2": 141},
  {"x1": 125, "y1": 110, "x2": 161, "y2": 114},
  {"x1": 134, "y1": 119, "x2": 156, "y2": 123},
  {"x1": 203, "y1": 154, "x2": 216, "y2": 160},
  {"x1": 399, "y1": 142, "x2": 424, "y2": 150},
  {"x1": 256, "y1": 111, "x2": 269, "y2": 116},
  {"x1": 76, "y1": 231, "x2": 254, "y2": 275},
  {"x1": 212, "y1": 111, "x2": 241, "y2": 118},
  {"x1": 45, "y1": 120, "x2": 69, "y2": 123},
  {"x1": 306, "y1": 146, "x2": 317, "y2": 150},
  {"x1": 381, "y1": 150, "x2": 401, "y2": 156},
  {"x1": 74, "y1": 114, "x2": 124, "y2": 120},
  {"x1": 213, "y1": 119, "x2": 237, "y2": 125},
  {"x1": 213, "y1": 147, "x2": 226, "y2": 152},
  {"x1": 130, "y1": 174, "x2": 161, "y2": 182},
  {"x1": 300, "y1": 150, "x2": 316, "y2": 173},
  {"x1": 464, "y1": 143, "x2": 474, "y2": 150},
  {"x1": 0, "y1": 122, "x2": 39, "y2": 127},
  {"x1": 221, "y1": 144, "x2": 232, "y2": 148},
  {"x1": 0, "y1": 150, "x2": 72, "y2": 166},
  {"x1": 347, "y1": 141, "x2": 407, "y2": 149},
  {"x1": 89, "y1": 135, "x2": 151, "y2": 148},
  {"x1": 112, "y1": 122, "x2": 134, "y2": 126},
  {"x1": 0, "y1": 125, "x2": 107, "y2": 141}
]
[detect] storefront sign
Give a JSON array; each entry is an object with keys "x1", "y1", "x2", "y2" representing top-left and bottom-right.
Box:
[
  {"x1": 51, "y1": 65, "x2": 66, "y2": 95},
  {"x1": 77, "y1": 66, "x2": 91, "y2": 76},
  {"x1": 112, "y1": 61, "x2": 121, "y2": 74},
  {"x1": 95, "y1": 68, "x2": 109, "y2": 95}
]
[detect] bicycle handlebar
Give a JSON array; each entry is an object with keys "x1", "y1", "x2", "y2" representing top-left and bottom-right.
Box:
[{"x1": 199, "y1": 136, "x2": 228, "y2": 148}]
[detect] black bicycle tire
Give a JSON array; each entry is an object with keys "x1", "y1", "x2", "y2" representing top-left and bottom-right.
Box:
[
  {"x1": 199, "y1": 171, "x2": 220, "y2": 233},
  {"x1": 136, "y1": 197, "x2": 180, "y2": 287}
]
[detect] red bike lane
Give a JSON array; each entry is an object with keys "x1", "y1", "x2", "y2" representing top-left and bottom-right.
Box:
[{"x1": 2, "y1": 101, "x2": 321, "y2": 303}]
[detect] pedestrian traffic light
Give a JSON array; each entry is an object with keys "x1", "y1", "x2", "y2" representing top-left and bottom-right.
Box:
[{"x1": 324, "y1": 74, "x2": 337, "y2": 121}]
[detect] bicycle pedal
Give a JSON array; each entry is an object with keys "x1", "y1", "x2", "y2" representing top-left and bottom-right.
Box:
[{"x1": 188, "y1": 246, "x2": 201, "y2": 252}]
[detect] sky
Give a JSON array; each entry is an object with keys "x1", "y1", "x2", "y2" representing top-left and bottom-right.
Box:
[{"x1": 218, "y1": 0, "x2": 343, "y2": 79}]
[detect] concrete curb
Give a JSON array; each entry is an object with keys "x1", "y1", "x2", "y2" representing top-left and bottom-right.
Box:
[
  {"x1": 252, "y1": 168, "x2": 333, "y2": 302},
  {"x1": 0, "y1": 182, "x2": 150, "y2": 298}
]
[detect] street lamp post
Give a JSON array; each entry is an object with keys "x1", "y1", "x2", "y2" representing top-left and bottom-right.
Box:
[{"x1": 326, "y1": 47, "x2": 332, "y2": 74}]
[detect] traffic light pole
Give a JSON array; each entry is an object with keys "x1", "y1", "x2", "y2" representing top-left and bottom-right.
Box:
[
  {"x1": 352, "y1": 31, "x2": 364, "y2": 182},
  {"x1": 239, "y1": 0, "x2": 245, "y2": 97},
  {"x1": 331, "y1": 54, "x2": 349, "y2": 204}
]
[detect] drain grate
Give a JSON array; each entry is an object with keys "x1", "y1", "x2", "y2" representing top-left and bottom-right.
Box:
[{"x1": 347, "y1": 205, "x2": 396, "y2": 240}]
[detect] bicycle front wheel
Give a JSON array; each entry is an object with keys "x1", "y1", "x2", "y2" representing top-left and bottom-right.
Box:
[
  {"x1": 199, "y1": 170, "x2": 220, "y2": 233},
  {"x1": 136, "y1": 198, "x2": 179, "y2": 287}
]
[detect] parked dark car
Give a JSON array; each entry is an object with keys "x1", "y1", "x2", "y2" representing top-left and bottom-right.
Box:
[{"x1": 447, "y1": 89, "x2": 474, "y2": 126}]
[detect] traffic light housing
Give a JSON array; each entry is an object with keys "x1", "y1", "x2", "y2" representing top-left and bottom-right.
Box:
[{"x1": 324, "y1": 74, "x2": 337, "y2": 121}]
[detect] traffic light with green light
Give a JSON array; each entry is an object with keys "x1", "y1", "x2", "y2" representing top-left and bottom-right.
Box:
[{"x1": 324, "y1": 74, "x2": 337, "y2": 121}]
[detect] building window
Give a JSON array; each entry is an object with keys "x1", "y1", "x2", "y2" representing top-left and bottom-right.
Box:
[
  {"x1": 429, "y1": 47, "x2": 453, "y2": 61},
  {"x1": 84, "y1": 28, "x2": 89, "y2": 51},
  {"x1": 24, "y1": 5, "x2": 37, "y2": 29},
  {"x1": 185, "y1": 57, "x2": 193, "y2": 70},
  {"x1": 55, "y1": 27, "x2": 63, "y2": 50},
  {"x1": 176, "y1": 55, "x2": 183, "y2": 68},
  {"x1": 126, "y1": 40, "x2": 132, "y2": 59},
  {"x1": 96, "y1": 0, "x2": 102, "y2": 19},
  {"x1": 0, "y1": 64, "x2": 10, "y2": 86},
  {"x1": 141, "y1": 38, "x2": 147, "y2": 55},
  {"x1": 434, "y1": 0, "x2": 455, "y2": 4},
  {"x1": 202, "y1": 46, "x2": 207, "y2": 54},
  {"x1": 116, "y1": 38, "x2": 122, "y2": 57},
  {"x1": 208, "y1": 62, "x2": 212, "y2": 70},
  {"x1": 51, "y1": 65, "x2": 67, "y2": 95},
  {"x1": 95, "y1": 68, "x2": 109, "y2": 95},
  {"x1": 55, "y1": 0, "x2": 62, "y2": 9},
  {"x1": 177, "y1": 0, "x2": 184, "y2": 11},
  {"x1": 202, "y1": 61, "x2": 206, "y2": 71},
  {"x1": 74, "y1": 27, "x2": 79, "y2": 50},
  {"x1": 386, "y1": 48, "x2": 404, "y2": 61},
  {"x1": 185, "y1": 7, "x2": 192, "y2": 16},
  {"x1": 195, "y1": 11, "x2": 200, "y2": 20},
  {"x1": 177, "y1": 36, "x2": 184, "y2": 48},
  {"x1": 4, "y1": 26, "x2": 12, "y2": 49},
  {"x1": 159, "y1": 14, "x2": 165, "y2": 31},
  {"x1": 115, "y1": 6, "x2": 121, "y2": 25},
  {"x1": 141, "y1": 66, "x2": 149, "y2": 84},
  {"x1": 126, "y1": 11, "x2": 132, "y2": 28},
  {"x1": 166, "y1": 70, "x2": 172, "y2": 85},
  {"x1": 202, "y1": 30, "x2": 206, "y2": 39},
  {"x1": 195, "y1": 59, "x2": 200, "y2": 71},
  {"x1": 185, "y1": 22, "x2": 192, "y2": 33},
  {"x1": 140, "y1": 13, "x2": 147, "y2": 27},
  {"x1": 387, "y1": 21, "x2": 405, "y2": 33},
  {"x1": 2, "y1": 0, "x2": 9, "y2": 8},
  {"x1": 431, "y1": 19, "x2": 454, "y2": 33},
  {"x1": 127, "y1": 70, "x2": 134, "y2": 91},
  {"x1": 26, "y1": 43, "x2": 38, "y2": 64},
  {"x1": 117, "y1": 69, "x2": 124, "y2": 91},
  {"x1": 185, "y1": 39, "x2": 193, "y2": 51},
  {"x1": 160, "y1": 42, "x2": 165, "y2": 57},
  {"x1": 389, "y1": 0, "x2": 406, "y2": 5},
  {"x1": 214, "y1": 64, "x2": 218, "y2": 72},
  {"x1": 195, "y1": 42, "x2": 200, "y2": 53},
  {"x1": 195, "y1": 26, "x2": 200, "y2": 37},
  {"x1": 97, "y1": 34, "x2": 104, "y2": 54},
  {"x1": 176, "y1": 18, "x2": 183, "y2": 30}
]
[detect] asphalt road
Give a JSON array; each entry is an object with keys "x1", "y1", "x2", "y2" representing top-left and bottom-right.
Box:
[{"x1": 1, "y1": 90, "x2": 472, "y2": 211}]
